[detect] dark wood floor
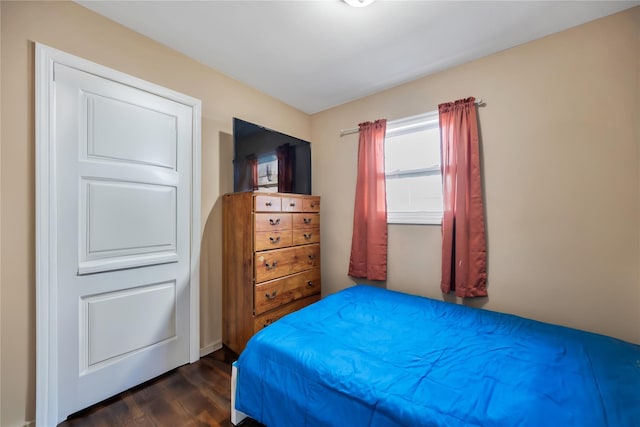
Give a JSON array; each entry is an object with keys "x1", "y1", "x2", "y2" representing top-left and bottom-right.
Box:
[{"x1": 59, "y1": 348, "x2": 265, "y2": 427}]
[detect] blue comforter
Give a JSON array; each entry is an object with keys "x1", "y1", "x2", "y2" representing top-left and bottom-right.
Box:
[{"x1": 235, "y1": 285, "x2": 640, "y2": 427}]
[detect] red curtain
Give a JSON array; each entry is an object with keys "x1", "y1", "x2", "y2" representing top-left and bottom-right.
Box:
[
  {"x1": 439, "y1": 97, "x2": 487, "y2": 297},
  {"x1": 348, "y1": 119, "x2": 388, "y2": 281}
]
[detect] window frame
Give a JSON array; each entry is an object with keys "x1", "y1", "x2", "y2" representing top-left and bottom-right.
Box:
[{"x1": 385, "y1": 111, "x2": 443, "y2": 225}]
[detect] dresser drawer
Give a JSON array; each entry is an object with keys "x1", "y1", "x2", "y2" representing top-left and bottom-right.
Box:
[
  {"x1": 292, "y1": 213, "x2": 320, "y2": 230},
  {"x1": 254, "y1": 195, "x2": 281, "y2": 212},
  {"x1": 253, "y1": 294, "x2": 321, "y2": 332},
  {"x1": 255, "y1": 213, "x2": 292, "y2": 232},
  {"x1": 254, "y1": 269, "x2": 321, "y2": 315},
  {"x1": 255, "y1": 230, "x2": 293, "y2": 251},
  {"x1": 281, "y1": 196, "x2": 303, "y2": 212},
  {"x1": 292, "y1": 227, "x2": 320, "y2": 246},
  {"x1": 255, "y1": 244, "x2": 321, "y2": 283},
  {"x1": 303, "y1": 197, "x2": 321, "y2": 212}
]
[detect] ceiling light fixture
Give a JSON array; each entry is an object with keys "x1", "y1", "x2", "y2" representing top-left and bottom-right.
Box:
[{"x1": 344, "y1": 0, "x2": 375, "y2": 8}]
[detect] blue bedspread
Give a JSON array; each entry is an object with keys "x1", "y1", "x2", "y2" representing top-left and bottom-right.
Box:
[{"x1": 235, "y1": 285, "x2": 640, "y2": 427}]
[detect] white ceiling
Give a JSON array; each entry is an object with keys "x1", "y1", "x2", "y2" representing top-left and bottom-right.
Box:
[{"x1": 77, "y1": 1, "x2": 639, "y2": 114}]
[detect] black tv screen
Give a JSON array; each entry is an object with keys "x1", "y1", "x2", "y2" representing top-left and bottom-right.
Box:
[{"x1": 233, "y1": 118, "x2": 311, "y2": 195}]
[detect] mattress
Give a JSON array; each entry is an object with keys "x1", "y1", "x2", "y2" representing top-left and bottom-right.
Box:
[{"x1": 235, "y1": 285, "x2": 640, "y2": 427}]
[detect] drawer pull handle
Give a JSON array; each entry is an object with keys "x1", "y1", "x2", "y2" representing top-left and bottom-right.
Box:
[
  {"x1": 269, "y1": 218, "x2": 281, "y2": 226},
  {"x1": 289, "y1": 202, "x2": 296, "y2": 207},
  {"x1": 303, "y1": 218, "x2": 312, "y2": 224},
  {"x1": 303, "y1": 233, "x2": 312, "y2": 239},
  {"x1": 308, "y1": 254, "x2": 316, "y2": 260},
  {"x1": 265, "y1": 201, "x2": 272, "y2": 207},
  {"x1": 269, "y1": 236, "x2": 281, "y2": 244},
  {"x1": 265, "y1": 290, "x2": 277, "y2": 300},
  {"x1": 306, "y1": 281, "x2": 315, "y2": 288},
  {"x1": 310, "y1": 203, "x2": 316, "y2": 208},
  {"x1": 265, "y1": 261, "x2": 278, "y2": 270}
]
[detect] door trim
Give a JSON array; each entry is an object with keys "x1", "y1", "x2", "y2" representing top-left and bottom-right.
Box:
[{"x1": 35, "y1": 43, "x2": 202, "y2": 426}]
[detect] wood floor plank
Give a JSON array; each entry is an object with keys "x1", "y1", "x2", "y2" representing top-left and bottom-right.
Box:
[{"x1": 58, "y1": 349, "x2": 265, "y2": 427}]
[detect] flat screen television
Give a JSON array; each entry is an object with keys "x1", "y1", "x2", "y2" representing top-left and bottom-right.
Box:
[{"x1": 233, "y1": 118, "x2": 311, "y2": 195}]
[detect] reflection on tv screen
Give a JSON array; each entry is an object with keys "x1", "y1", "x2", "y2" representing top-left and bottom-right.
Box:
[{"x1": 233, "y1": 118, "x2": 311, "y2": 195}]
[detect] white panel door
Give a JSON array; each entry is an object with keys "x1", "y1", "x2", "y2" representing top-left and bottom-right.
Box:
[{"x1": 53, "y1": 62, "x2": 193, "y2": 420}]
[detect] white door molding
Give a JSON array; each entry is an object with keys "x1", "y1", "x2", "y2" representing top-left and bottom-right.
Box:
[{"x1": 35, "y1": 43, "x2": 201, "y2": 426}]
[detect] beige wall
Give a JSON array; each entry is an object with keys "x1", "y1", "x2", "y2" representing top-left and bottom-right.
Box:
[
  {"x1": 0, "y1": 1, "x2": 310, "y2": 426},
  {"x1": 312, "y1": 7, "x2": 640, "y2": 345}
]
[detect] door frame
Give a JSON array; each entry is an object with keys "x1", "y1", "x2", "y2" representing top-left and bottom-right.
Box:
[{"x1": 35, "y1": 43, "x2": 202, "y2": 426}]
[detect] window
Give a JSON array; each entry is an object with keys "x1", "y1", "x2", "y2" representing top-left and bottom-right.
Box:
[{"x1": 385, "y1": 111, "x2": 443, "y2": 225}]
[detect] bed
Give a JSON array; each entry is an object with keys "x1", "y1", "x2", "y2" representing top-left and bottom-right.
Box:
[{"x1": 231, "y1": 285, "x2": 640, "y2": 427}]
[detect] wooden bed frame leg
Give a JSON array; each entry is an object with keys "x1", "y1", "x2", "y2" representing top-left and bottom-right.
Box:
[{"x1": 231, "y1": 363, "x2": 248, "y2": 425}]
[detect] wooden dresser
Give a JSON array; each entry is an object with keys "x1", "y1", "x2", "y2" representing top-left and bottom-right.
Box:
[{"x1": 222, "y1": 192, "x2": 321, "y2": 354}]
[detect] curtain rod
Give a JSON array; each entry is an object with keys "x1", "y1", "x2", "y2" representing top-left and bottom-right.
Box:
[{"x1": 339, "y1": 98, "x2": 484, "y2": 137}]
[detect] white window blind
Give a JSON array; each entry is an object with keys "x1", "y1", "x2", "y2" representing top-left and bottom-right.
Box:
[{"x1": 385, "y1": 111, "x2": 443, "y2": 225}]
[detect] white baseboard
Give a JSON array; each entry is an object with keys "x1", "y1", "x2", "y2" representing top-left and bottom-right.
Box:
[{"x1": 200, "y1": 339, "x2": 222, "y2": 357}]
